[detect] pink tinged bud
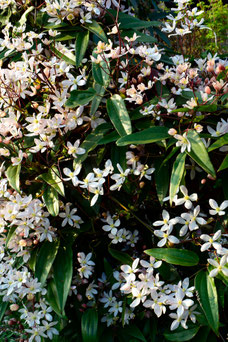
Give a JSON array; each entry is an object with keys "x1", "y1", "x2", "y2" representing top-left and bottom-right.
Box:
[
  {"x1": 178, "y1": 112, "x2": 185, "y2": 117},
  {"x1": 82, "y1": 304, "x2": 87, "y2": 308},
  {"x1": 10, "y1": 304, "x2": 19, "y2": 312},
  {"x1": 205, "y1": 86, "x2": 211, "y2": 94},
  {"x1": 168, "y1": 128, "x2": 177, "y2": 136},
  {"x1": 215, "y1": 64, "x2": 225, "y2": 74},
  {"x1": 201, "y1": 179, "x2": 206, "y2": 184}
]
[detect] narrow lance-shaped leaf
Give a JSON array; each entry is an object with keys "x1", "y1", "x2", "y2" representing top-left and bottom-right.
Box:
[
  {"x1": 81, "y1": 308, "x2": 98, "y2": 342},
  {"x1": 75, "y1": 30, "x2": 89, "y2": 67},
  {"x1": 116, "y1": 126, "x2": 170, "y2": 146},
  {"x1": 53, "y1": 244, "x2": 73, "y2": 313},
  {"x1": 169, "y1": 152, "x2": 186, "y2": 205},
  {"x1": 145, "y1": 248, "x2": 199, "y2": 266},
  {"x1": 42, "y1": 185, "x2": 59, "y2": 216},
  {"x1": 164, "y1": 324, "x2": 200, "y2": 341},
  {"x1": 187, "y1": 130, "x2": 216, "y2": 178},
  {"x1": 65, "y1": 88, "x2": 96, "y2": 107},
  {"x1": 109, "y1": 248, "x2": 132, "y2": 265},
  {"x1": 84, "y1": 20, "x2": 108, "y2": 42},
  {"x1": 6, "y1": 164, "x2": 21, "y2": 193},
  {"x1": 195, "y1": 270, "x2": 219, "y2": 335},
  {"x1": 38, "y1": 166, "x2": 65, "y2": 197},
  {"x1": 107, "y1": 95, "x2": 132, "y2": 137},
  {"x1": 35, "y1": 240, "x2": 60, "y2": 286},
  {"x1": 218, "y1": 154, "x2": 228, "y2": 172},
  {"x1": 92, "y1": 50, "x2": 110, "y2": 87}
]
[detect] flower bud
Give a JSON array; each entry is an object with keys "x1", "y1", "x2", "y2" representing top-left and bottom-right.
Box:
[
  {"x1": 168, "y1": 128, "x2": 177, "y2": 136},
  {"x1": 205, "y1": 86, "x2": 211, "y2": 94},
  {"x1": 27, "y1": 293, "x2": 34, "y2": 301},
  {"x1": 10, "y1": 304, "x2": 19, "y2": 312}
]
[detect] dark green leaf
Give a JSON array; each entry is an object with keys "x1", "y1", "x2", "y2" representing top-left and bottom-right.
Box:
[
  {"x1": 75, "y1": 31, "x2": 90, "y2": 67},
  {"x1": 195, "y1": 270, "x2": 219, "y2": 335},
  {"x1": 116, "y1": 126, "x2": 170, "y2": 146},
  {"x1": 169, "y1": 153, "x2": 186, "y2": 205},
  {"x1": 43, "y1": 186, "x2": 59, "y2": 216},
  {"x1": 65, "y1": 88, "x2": 96, "y2": 107},
  {"x1": 5, "y1": 226, "x2": 17, "y2": 248},
  {"x1": 187, "y1": 130, "x2": 216, "y2": 178},
  {"x1": 51, "y1": 45, "x2": 76, "y2": 66},
  {"x1": 218, "y1": 154, "x2": 228, "y2": 172},
  {"x1": 47, "y1": 279, "x2": 62, "y2": 317},
  {"x1": 35, "y1": 240, "x2": 60, "y2": 286},
  {"x1": 92, "y1": 51, "x2": 110, "y2": 86},
  {"x1": 164, "y1": 324, "x2": 200, "y2": 341},
  {"x1": 0, "y1": 300, "x2": 8, "y2": 322},
  {"x1": 6, "y1": 164, "x2": 21, "y2": 193},
  {"x1": 109, "y1": 248, "x2": 132, "y2": 265},
  {"x1": 84, "y1": 20, "x2": 108, "y2": 42},
  {"x1": 121, "y1": 325, "x2": 146, "y2": 342},
  {"x1": 53, "y1": 244, "x2": 73, "y2": 313},
  {"x1": 90, "y1": 83, "x2": 105, "y2": 116},
  {"x1": 145, "y1": 248, "x2": 199, "y2": 266},
  {"x1": 208, "y1": 134, "x2": 228, "y2": 152},
  {"x1": 154, "y1": 158, "x2": 169, "y2": 204},
  {"x1": 107, "y1": 95, "x2": 132, "y2": 136},
  {"x1": 38, "y1": 166, "x2": 65, "y2": 197},
  {"x1": 81, "y1": 308, "x2": 98, "y2": 342}
]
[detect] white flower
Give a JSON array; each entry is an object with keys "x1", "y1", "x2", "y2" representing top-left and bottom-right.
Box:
[
  {"x1": 169, "y1": 313, "x2": 188, "y2": 331},
  {"x1": 174, "y1": 186, "x2": 198, "y2": 209},
  {"x1": 174, "y1": 132, "x2": 191, "y2": 153},
  {"x1": 67, "y1": 140, "x2": 85, "y2": 158},
  {"x1": 130, "y1": 288, "x2": 147, "y2": 308},
  {"x1": 209, "y1": 199, "x2": 228, "y2": 216},
  {"x1": 108, "y1": 300, "x2": 122, "y2": 316},
  {"x1": 102, "y1": 216, "x2": 120, "y2": 235},
  {"x1": 59, "y1": 204, "x2": 79, "y2": 227},
  {"x1": 208, "y1": 255, "x2": 228, "y2": 277},
  {"x1": 140, "y1": 256, "x2": 162, "y2": 272},
  {"x1": 153, "y1": 210, "x2": 178, "y2": 231},
  {"x1": 169, "y1": 288, "x2": 194, "y2": 317},
  {"x1": 63, "y1": 164, "x2": 81, "y2": 186},
  {"x1": 154, "y1": 225, "x2": 179, "y2": 247},
  {"x1": 200, "y1": 230, "x2": 221, "y2": 252}
]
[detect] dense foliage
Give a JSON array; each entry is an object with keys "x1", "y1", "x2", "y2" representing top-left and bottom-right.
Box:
[{"x1": 0, "y1": 0, "x2": 227, "y2": 341}]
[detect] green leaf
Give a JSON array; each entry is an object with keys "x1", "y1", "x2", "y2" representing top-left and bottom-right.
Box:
[
  {"x1": 51, "y1": 45, "x2": 76, "y2": 66},
  {"x1": 119, "y1": 17, "x2": 160, "y2": 29},
  {"x1": 5, "y1": 226, "x2": 17, "y2": 248},
  {"x1": 38, "y1": 166, "x2": 65, "y2": 197},
  {"x1": 90, "y1": 83, "x2": 105, "y2": 116},
  {"x1": 84, "y1": 20, "x2": 108, "y2": 43},
  {"x1": 42, "y1": 185, "x2": 59, "y2": 216},
  {"x1": 65, "y1": 88, "x2": 96, "y2": 107},
  {"x1": 92, "y1": 51, "x2": 110, "y2": 87},
  {"x1": 195, "y1": 270, "x2": 219, "y2": 335},
  {"x1": 35, "y1": 240, "x2": 60, "y2": 286},
  {"x1": 218, "y1": 154, "x2": 228, "y2": 172},
  {"x1": 187, "y1": 130, "x2": 216, "y2": 178},
  {"x1": 109, "y1": 248, "x2": 132, "y2": 265},
  {"x1": 81, "y1": 308, "x2": 98, "y2": 342},
  {"x1": 98, "y1": 130, "x2": 120, "y2": 144},
  {"x1": 145, "y1": 248, "x2": 199, "y2": 266},
  {"x1": 116, "y1": 126, "x2": 170, "y2": 146},
  {"x1": 169, "y1": 153, "x2": 186, "y2": 205},
  {"x1": 75, "y1": 31, "x2": 89, "y2": 67},
  {"x1": 208, "y1": 134, "x2": 228, "y2": 152},
  {"x1": 6, "y1": 164, "x2": 21, "y2": 193},
  {"x1": 121, "y1": 325, "x2": 147, "y2": 342},
  {"x1": 0, "y1": 300, "x2": 8, "y2": 322},
  {"x1": 47, "y1": 279, "x2": 62, "y2": 317},
  {"x1": 53, "y1": 244, "x2": 73, "y2": 313},
  {"x1": 195, "y1": 104, "x2": 217, "y2": 112},
  {"x1": 164, "y1": 324, "x2": 200, "y2": 341},
  {"x1": 107, "y1": 95, "x2": 132, "y2": 137},
  {"x1": 154, "y1": 158, "x2": 169, "y2": 204}
]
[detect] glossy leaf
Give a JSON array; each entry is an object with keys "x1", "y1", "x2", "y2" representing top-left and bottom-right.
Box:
[
  {"x1": 0, "y1": 300, "x2": 8, "y2": 322},
  {"x1": 35, "y1": 240, "x2": 60, "y2": 286},
  {"x1": 116, "y1": 126, "x2": 170, "y2": 146},
  {"x1": 154, "y1": 158, "x2": 169, "y2": 204},
  {"x1": 47, "y1": 279, "x2": 62, "y2": 317},
  {"x1": 187, "y1": 130, "x2": 216, "y2": 178},
  {"x1": 65, "y1": 88, "x2": 96, "y2": 107},
  {"x1": 75, "y1": 30, "x2": 89, "y2": 67},
  {"x1": 164, "y1": 324, "x2": 200, "y2": 341},
  {"x1": 208, "y1": 134, "x2": 228, "y2": 152},
  {"x1": 81, "y1": 308, "x2": 98, "y2": 342},
  {"x1": 169, "y1": 153, "x2": 186, "y2": 205},
  {"x1": 145, "y1": 248, "x2": 199, "y2": 266},
  {"x1": 121, "y1": 325, "x2": 147, "y2": 342},
  {"x1": 38, "y1": 166, "x2": 65, "y2": 197},
  {"x1": 53, "y1": 244, "x2": 73, "y2": 313},
  {"x1": 109, "y1": 248, "x2": 132, "y2": 265},
  {"x1": 90, "y1": 83, "x2": 105, "y2": 116},
  {"x1": 107, "y1": 95, "x2": 132, "y2": 136},
  {"x1": 195, "y1": 270, "x2": 219, "y2": 335},
  {"x1": 218, "y1": 154, "x2": 228, "y2": 172},
  {"x1": 6, "y1": 164, "x2": 21, "y2": 193},
  {"x1": 84, "y1": 20, "x2": 108, "y2": 42},
  {"x1": 92, "y1": 51, "x2": 110, "y2": 86},
  {"x1": 51, "y1": 45, "x2": 76, "y2": 66},
  {"x1": 42, "y1": 185, "x2": 59, "y2": 216}
]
